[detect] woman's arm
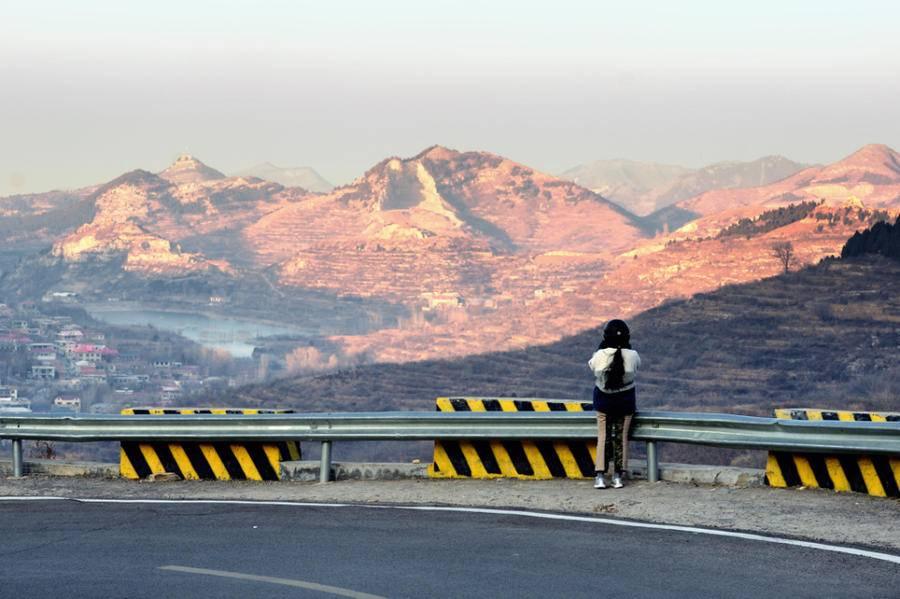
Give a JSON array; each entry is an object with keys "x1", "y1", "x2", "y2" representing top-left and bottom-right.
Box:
[{"x1": 588, "y1": 351, "x2": 610, "y2": 374}]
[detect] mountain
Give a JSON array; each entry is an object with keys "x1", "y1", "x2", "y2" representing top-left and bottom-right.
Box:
[
  {"x1": 558, "y1": 160, "x2": 692, "y2": 216},
  {"x1": 224, "y1": 253, "x2": 900, "y2": 465},
  {"x1": 244, "y1": 145, "x2": 645, "y2": 301},
  {"x1": 48, "y1": 163, "x2": 304, "y2": 273},
  {"x1": 0, "y1": 159, "x2": 400, "y2": 334},
  {"x1": 653, "y1": 144, "x2": 900, "y2": 232},
  {"x1": 0, "y1": 158, "x2": 309, "y2": 304},
  {"x1": 325, "y1": 196, "x2": 895, "y2": 364},
  {"x1": 159, "y1": 154, "x2": 226, "y2": 184},
  {"x1": 813, "y1": 143, "x2": 900, "y2": 187},
  {"x1": 657, "y1": 156, "x2": 810, "y2": 207},
  {"x1": 559, "y1": 156, "x2": 808, "y2": 216},
  {"x1": 233, "y1": 163, "x2": 333, "y2": 193},
  {"x1": 3, "y1": 144, "x2": 898, "y2": 369},
  {"x1": 1, "y1": 148, "x2": 648, "y2": 362},
  {"x1": 0, "y1": 188, "x2": 98, "y2": 249}
]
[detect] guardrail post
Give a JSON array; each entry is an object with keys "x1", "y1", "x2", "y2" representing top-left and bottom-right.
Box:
[
  {"x1": 12, "y1": 439, "x2": 24, "y2": 478},
  {"x1": 319, "y1": 441, "x2": 332, "y2": 483},
  {"x1": 646, "y1": 441, "x2": 659, "y2": 483}
]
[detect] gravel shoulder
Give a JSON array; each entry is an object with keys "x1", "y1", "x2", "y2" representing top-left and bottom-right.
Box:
[{"x1": 1, "y1": 475, "x2": 898, "y2": 552}]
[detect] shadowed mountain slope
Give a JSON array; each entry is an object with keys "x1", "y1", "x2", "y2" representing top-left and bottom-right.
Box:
[{"x1": 226, "y1": 255, "x2": 900, "y2": 421}]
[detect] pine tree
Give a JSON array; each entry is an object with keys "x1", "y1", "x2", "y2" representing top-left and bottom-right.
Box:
[{"x1": 840, "y1": 216, "x2": 900, "y2": 260}]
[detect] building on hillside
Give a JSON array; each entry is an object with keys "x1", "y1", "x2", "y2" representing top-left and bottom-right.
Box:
[
  {"x1": 0, "y1": 333, "x2": 31, "y2": 350},
  {"x1": 45, "y1": 291, "x2": 79, "y2": 303},
  {"x1": 110, "y1": 374, "x2": 150, "y2": 390},
  {"x1": 420, "y1": 292, "x2": 464, "y2": 310},
  {"x1": 56, "y1": 339, "x2": 77, "y2": 355},
  {"x1": 153, "y1": 360, "x2": 183, "y2": 369},
  {"x1": 30, "y1": 363, "x2": 56, "y2": 380},
  {"x1": 75, "y1": 363, "x2": 109, "y2": 384},
  {"x1": 32, "y1": 317, "x2": 63, "y2": 331},
  {"x1": 159, "y1": 383, "x2": 182, "y2": 403},
  {"x1": 533, "y1": 288, "x2": 562, "y2": 299},
  {"x1": 71, "y1": 344, "x2": 118, "y2": 363},
  {"x1": 0, "y1": 389, "x2": 30, "y2": 413},
  {"x1": 173, "y1": 365, "x2": 201, "y2": 381},
  {"x1": 53, "y1": 395, "x2": 81, "y2": 412},
  {"x1": 28, "y1": 342, "x2": 57, "y2": 361},
  {"x1": 56, "y1": 328, "x2": 84, "y2": 343}
]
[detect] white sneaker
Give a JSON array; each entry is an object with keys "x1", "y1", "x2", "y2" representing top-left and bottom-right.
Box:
[
  {"x1": 612, "y1": 474, "x2": 624, "y2": 489},
  {"x1": 593, "y1": 474, "x2": 607, "y2": 489}
]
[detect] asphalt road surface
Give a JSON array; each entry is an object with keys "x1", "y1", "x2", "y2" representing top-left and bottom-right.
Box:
[{"x1": 0, "y1": 499, "x2": 897, "y2": 598}]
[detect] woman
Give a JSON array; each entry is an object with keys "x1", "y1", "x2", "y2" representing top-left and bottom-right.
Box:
[{"x1": 588, "y1": 319, "x2": 641, "y2": 489}]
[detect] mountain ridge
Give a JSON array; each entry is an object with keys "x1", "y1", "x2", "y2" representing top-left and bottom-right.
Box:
[
  {"x1": 233, "y1": 162, "x2": 333, "y2": 193},
  {"x1": 2, "y1": 143, "x2": 898, "y2": 368},
  {"x1": 560, "y1": 155, "x2": 809, "y2": 216}
]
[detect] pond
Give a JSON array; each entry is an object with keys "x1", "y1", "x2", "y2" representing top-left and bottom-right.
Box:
[{"x1": 85, "y1": 305, "x2": 306, "y2": 357}]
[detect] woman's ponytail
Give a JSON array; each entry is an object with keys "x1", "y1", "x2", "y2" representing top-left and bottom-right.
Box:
[
  {"x1": 605, "y1": 348, "x2": 626, "y2": 391},
  {"x1": 599, "y1": 319, "x2": 631, "y2": 391}
]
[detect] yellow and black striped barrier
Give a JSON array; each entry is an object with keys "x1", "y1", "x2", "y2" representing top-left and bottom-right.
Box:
[
  {"x1": 427, "y1": 397, "x2": 597, "y2": 479},
  {"x1": 766, "y1": 408, "x2": 900, "y2": 498},
  {"x1": 119, "y1": 408, "x2": 301, "y2": 481}
]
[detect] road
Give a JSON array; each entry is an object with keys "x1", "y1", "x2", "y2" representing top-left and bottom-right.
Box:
[{"x1": 0, "y1": 499, "x2": 897, "y2": 598}]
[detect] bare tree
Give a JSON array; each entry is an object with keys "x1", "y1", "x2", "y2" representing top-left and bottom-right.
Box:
[{"x1": 772, "y1": 241, "x2": 795, "y2": 273}]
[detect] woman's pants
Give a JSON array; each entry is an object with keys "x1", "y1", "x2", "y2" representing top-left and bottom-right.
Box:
[{"x1": 596, "y1": 412, "x2": 632, "y2": 474}]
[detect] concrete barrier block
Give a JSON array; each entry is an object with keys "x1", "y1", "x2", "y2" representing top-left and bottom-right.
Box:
[
  {"x1": 768, "y1": 408, "x2": 900, "y2": 498},
  {"x1": 118, "y1": 407, "x2": 301, "y2": 481},
  {"x1": 429, "y1": 397, "x2": 597, "y2": 479}
]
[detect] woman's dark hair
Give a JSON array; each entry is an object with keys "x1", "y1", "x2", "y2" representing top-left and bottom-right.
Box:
[{"x1": 599, "y1": 319, "x2": 631, "y2": 391}]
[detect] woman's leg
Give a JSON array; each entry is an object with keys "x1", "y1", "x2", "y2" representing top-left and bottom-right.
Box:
[
  {"x1": 611, "y1": 416, "x2": 624, "y2": 474},
  {"x1": 595, "y1": 412, "x2": 608, "y2": 472},
  {"x1": 620, "y1": 414, "x2": 633, "y2": 476}
]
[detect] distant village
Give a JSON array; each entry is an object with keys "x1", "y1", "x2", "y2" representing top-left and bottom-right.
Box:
[{"x1": 0, "y1": 301, "x2": 263, "y2": 415}]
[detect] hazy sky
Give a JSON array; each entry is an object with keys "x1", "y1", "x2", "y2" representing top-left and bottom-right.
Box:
[{"x1": 2, "y1": 0, "x2": 899, "y2": 196}]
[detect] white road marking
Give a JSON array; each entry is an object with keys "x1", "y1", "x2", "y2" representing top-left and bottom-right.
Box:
[
  {"x1": 2, "y1": 496, "x2": 899, "y2": 566},
  {"x1": 158, "y1": 565, "x2": 386, "y2": 599}
]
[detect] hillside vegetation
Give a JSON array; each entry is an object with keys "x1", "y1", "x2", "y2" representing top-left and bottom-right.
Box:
[{"x1": 842, "y1": 216, "x2": 900, "y2": 261}]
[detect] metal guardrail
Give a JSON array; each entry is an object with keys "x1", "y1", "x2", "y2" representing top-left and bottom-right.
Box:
[{"x1": 2, "y1": 410, "x2": 899, "y2": 482}]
